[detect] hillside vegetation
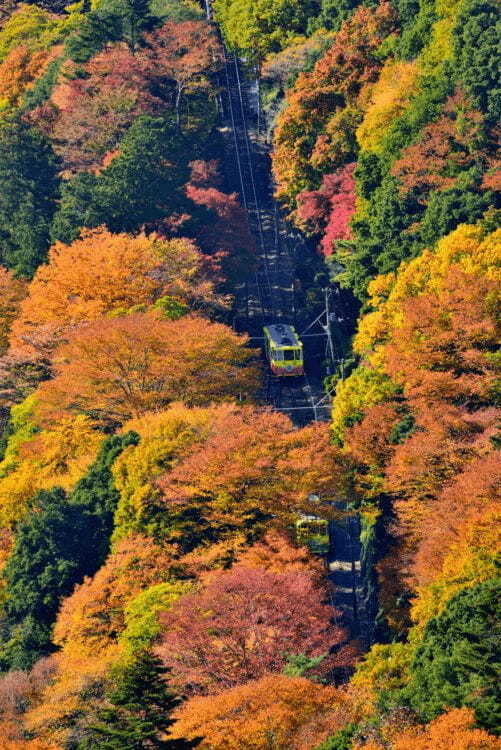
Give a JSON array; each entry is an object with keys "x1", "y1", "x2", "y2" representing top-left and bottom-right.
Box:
[{"x1": 0, "y1": 0, "x2": 498, "y2": 748}]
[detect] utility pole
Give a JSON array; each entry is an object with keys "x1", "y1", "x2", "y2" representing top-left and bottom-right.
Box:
[
  {"x1": 204, "y1": 0, "x2": 211, "y2": 20},
  {"x1": 323, "y1": 288, "x2": 336, "y2": 369}
]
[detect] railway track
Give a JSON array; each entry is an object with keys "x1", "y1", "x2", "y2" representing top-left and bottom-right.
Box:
[
  {"x1": 216, "y1": 42, "x2": 369, "y2": 653},
  {"x1": 219, "y1": 51, "x2": 329, "y2": 424}
]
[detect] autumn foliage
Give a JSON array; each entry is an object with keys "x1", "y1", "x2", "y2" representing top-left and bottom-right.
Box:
[
  {"x1": 37, "y1": 313, "x2": 260, "y2": 425},
  {"x1": 0, "y1": 0, "x2": 498, "y2": 747},
  {"x1": 169, "y1": 674, "x2": 355, "y2": 750},
  {"x1": 10, "y1": 228, "x2": 218, "y2": 351},
  {"x1": 157, "y1": 564, "x2": 342, "y2": 695}
]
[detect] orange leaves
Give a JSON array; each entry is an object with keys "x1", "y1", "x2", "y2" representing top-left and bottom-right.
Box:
[
  {"x1": 10, "y1": 228, "x2": 216, "y2": 352},
  {"x1": 392, "y1": 708, "x2": 501, "y2": 750},
  {"x1": 272, "y1": 1, "x2": 397, "y2": 206},
  {"x1": 383, "y1": 268, "x2": 499, "y2": 408},
  {"x1": 158, "y1": 405, "x2": 350, "y2": 525},
  {"x1": 168, "y1": 674, "x2": 354, "y2": 750},
  {"x1": 37, "y1": 313, "x2": 260, "y2": 425},
  {"x1": 392, "y1": 90, "x2": 488, "y2": 200},
  {"x1": 142, "y1": 20, "x2": 222, "y2": 98},
  {"x1": 412, "y1": 452, "x2": 501, "y2": 589},
  {"x1": 0, "y1": 45, "x2": 56, "y2": 110},
  {"x1": 53, "y1": 535, "x2": 174, "y2": 655}
]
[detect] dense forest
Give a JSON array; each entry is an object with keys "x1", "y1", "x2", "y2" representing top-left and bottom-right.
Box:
[{"x1": 0, "y1": 0, "x2": 498, "y2": 747}]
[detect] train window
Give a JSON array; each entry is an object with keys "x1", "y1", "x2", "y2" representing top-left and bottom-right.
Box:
[
  {"x1": 284, "y1": 349, "x2": 295, "y2": 360},
  {"x1": 273, "y1": 349, "x2": 283, "y2": 361}
]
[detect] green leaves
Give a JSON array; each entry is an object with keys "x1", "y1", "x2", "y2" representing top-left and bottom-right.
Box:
[
  {"x1": 405, "y1": 579, "x2": 501, "y2": 731},
  {"x1": 1, "y1": 432, "x2": 139, "y2": 669},
  {"x1": 79, "y1": 650, "x2": 197, "y2": 749},
  {"x1": 0, "y1": 120, "x2": 60, "y2": 276},
  {"x1": 51, "y1": 116, "x2": 196, "y2": 242}
]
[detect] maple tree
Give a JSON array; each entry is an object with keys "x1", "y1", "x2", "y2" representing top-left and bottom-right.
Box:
[
  {"x1": 410, "y1": 501, "x2": 500, "y2": 630},
  {"x1": 356, "y1": 59, "x2": 419, "y2": 154},
  {"x1": 296, "y1": 163, "x2": 356, "y2": 256},
  {"x1": 11, "y1": 228, "x2": 217, "y2": 352},
  {"x1": 272, "y1": 2, "x2": 397, "y2": 207},
  {"x1": 382, "y1": 267, "x2": 499, "y2": 408},
  {"x1": 22, "y1": 536, "x2": 176, "y2": 746},
  {"x1": 111, "y1": 402, "x2": 347, "y2": 548},
  {"x1": 143, "y1": 21, "x2": 222, "y2": 128},
  {"x1": 411, "y1": 452, "x2": 501, "y2": 590},
  {"x1": 169, "y1": 673, "x2": 354, "y2": 750},
  {"x1": 236, "y1": 530, "x2": 323, "y2": 577},
  {"x1": 0, "y1": 412, "x2": 103, "y2": 530},
  {"x1": 158, "y1": 404, "x2": 350, "y2": 528},
  {"x1": 157, "y1": 564, "x2": 342, "y2": 694},
  {"x1": 43, "y1": 45, "x2": 163, "y2": 174},
  {"x1": 37, "y1": 313, "x2": 260, "y2": 426},
  {"x1": 393, "y1": 708, "x2": 500, "y2": 750},
  {"x1": 392, "y1": 90, "x2": 490, "y2": 202},
  {"x1": 186, "y1": 171, "x2": 258, "y2": 288},
  {"x1": 0, "y1": 45, "x2": 57, "y2": 114}
]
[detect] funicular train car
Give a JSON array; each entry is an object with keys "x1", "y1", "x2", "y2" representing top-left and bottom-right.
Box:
[
  {"x1": 295, "y1": 514, "x2": 330, "y2": 557},
  {"x1": 263, "y1": 323, "x2": 304, "y2": 376}
]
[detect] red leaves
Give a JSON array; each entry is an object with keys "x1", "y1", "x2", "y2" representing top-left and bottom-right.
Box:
[
  {"x1": 392, "y1": 89, "x2": 488, "y2": 201},
  {"x1": 296, "y1": 163, "x2": 356, "y2": 255},
  {"x1": 157, "y1": 564, "x2": 343, "y2": 695}
]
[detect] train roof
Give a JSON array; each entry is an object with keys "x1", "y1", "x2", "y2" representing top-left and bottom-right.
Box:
[{"x1": 264, "y1": 323, "x2": 302, "y2": 348}]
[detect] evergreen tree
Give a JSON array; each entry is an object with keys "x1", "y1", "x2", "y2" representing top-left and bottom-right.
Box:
[
  {"x1": 0, "y1": 120, "x2": 60, "y2": 276},
  {"x1": 80, "y1": 651, "x2": 198, "y2": 749},
  {"x1": 313, "y1": 724, "x2": 358, "y2": 750},
  {"x1": 65, "y1": 0, "x2": 157, "y2": 63},
  {"x1": 51, "y1": 116, "x2": 204, "y2": 242},
  {"x1": 405, "y1": 579, "x2": 501, "y2": 732},
  {"x1": 1, "y1": 432, "x2": 139, "y2": 669},
  {"x1": 453, "y1": 0, "x2": 501, "y2": 123}
]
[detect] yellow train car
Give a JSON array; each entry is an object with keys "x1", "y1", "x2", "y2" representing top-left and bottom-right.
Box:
[
  {"x1": 295, "y1": 514, "x2": 329, "y2": 556},
  {"x1": 263, "y1": 323, "x2": 304, "y2": 376}
]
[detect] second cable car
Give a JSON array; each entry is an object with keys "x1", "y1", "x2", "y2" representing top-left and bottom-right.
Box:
[{"x1": 263, "y1": 323, "x2": 304, "y2": 376}]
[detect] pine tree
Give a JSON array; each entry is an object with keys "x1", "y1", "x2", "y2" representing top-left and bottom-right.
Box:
[
  {"x1": 80, "y1": 651, "x2": 198, "y2": 749},
  {"x1": 1, "y1": 432, "x2": 139, "y2": 669},
  {"x1": 0, "y1": 119, "x2": 60, "y2": 276}
]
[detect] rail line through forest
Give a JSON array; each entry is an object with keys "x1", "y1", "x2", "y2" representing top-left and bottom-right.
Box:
[{"x1": 215, "y1": 36, "x2": 371, "y2": 654}]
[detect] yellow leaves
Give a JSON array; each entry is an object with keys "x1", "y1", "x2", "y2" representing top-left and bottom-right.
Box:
[
  {"x1": 417, "y1": 0, "x2": 463, "y2": 74},
  {"x1": 411, "y1": 503, "x2": 501, "y2": 629},
  {"x1": 0, "y1": 413, "x2": 101, "y2": 528},
  {"x1": 0, "y1": 4, "x2": 82, "y2": 62},
  {"x1": 112, "y1": 404, "x2": 214, "y2": 542},
  {"x1": 356, "y1": 59, "x2": 419, "y2": 154},
  {"x1": 350, "y1": 642, "x2": 414, "y2": 716},
  {"x1": 353, "y1": 224, "x2": 501, "y2": 357},
  {"x1": 331, "y1": 366, "x2": 398, "y2": 444}
]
